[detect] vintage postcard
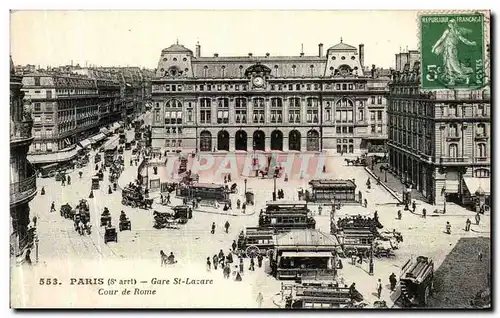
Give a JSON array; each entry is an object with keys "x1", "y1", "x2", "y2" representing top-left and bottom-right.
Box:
[{"x1": 9, "y1": 10, "x2": 491, "y2": 309}]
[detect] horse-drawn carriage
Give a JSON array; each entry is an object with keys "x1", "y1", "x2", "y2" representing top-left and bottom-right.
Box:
[
  {"x1": 96, "y1": 170, "x2": 104, "y2": 181},
  {"x1": 344, "y1": 157, "x2": 367, "y2": 166},
  {"x1": 100, "y1": 208, "x2": 112, "y2": 227},
  {"x1": 236, "y1": 227, "x2": 275, "y2": 258},
  {"x1": 259, "y1": 166, "x2": 283, "y2": 178},
  {"x1": 171, "y1": 205, "x2": 193, "y2": 223},
  {"x1": 119, "y1": 218, "x2": 131, "y2": 231},
  {"x1": 91, "y1": 176, "x2": 100, "y2": 190},
  {"x1": 74, "y1": 212, "x2": 92, "y2": 235},
  {"x1": 121, "y1": 187, "x2": 154, "y2": 209},
  {"x1": 104, "y1": 227, "x2": 118, "y2": 243},
  {"x1": 153, "y1": 211, "x2": 180, "y2": 229},
  {"x1": 60, "y1": 204, "x2": 75, "y2": 219}
]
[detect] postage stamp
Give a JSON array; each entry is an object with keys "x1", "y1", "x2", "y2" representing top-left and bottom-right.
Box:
[{"x1": 420, "y1": 13, "x2": 485, "y2": 90}]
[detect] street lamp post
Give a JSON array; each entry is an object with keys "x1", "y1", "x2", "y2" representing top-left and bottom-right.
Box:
[
  {"x1": 35, "y1": 236, "x2": 39, "y2": 264},
  {"x1": 369, "y1": 247, "x2": 374, "y2": 276},
  {"x1": 442, "y1": 187, "x2": 447, "y2": 214},
  {"x1": 384, "y1": 165, "x2": 388, "y2": 183},
  {"x1": 244, "y1": 178, "x2": 247, "y2": 195}
]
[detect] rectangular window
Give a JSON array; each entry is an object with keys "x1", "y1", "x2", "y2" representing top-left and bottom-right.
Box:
[
  {"x1": 34, "y1": 103, "x2": 41, "y2": 112},
  {"x1": 377, "y1": 111, "x2": 382, "y2": 120},
  {"x1": 34, "y1": 77, "x2": 40, "y2": 86},
  {"x1": 307, "y1": 110, "x2": 319, "y2": 123},
  {"x1": 155, "y1": 110, "x2": 160, "y2": 122},
  {"x1": 199, "y1": 84, "x2": 204, "y2": 91},
  {"x1": 288, "y1": 84, "x2": 293, "y2": 91},
  {"x1": 336, "y1": 84, "x2": 341, "y2": 90},
  {"x1": 187, "y1": 110, "x2": 193, "y2": 122},
  {"x1": 200, "y1": 110, "x2": 211, "y2": 124},
  {"x1": 171, "y1": 85, "x2": 177, "y2": 92},
  {"x1": 342, "y1": 84, "x2": 347, "y2": 90},
  {"x1": 288, "y1": 110, "x2": 300, "y2": 124},
  {"x1": 347, "y1": 111, "x2": 353, "y2": 122},
  {"x1": 207, "y1": 85, "x2": 211, "y2": 91},
  {"x1": 335, "y1": 110, "x2": 341, "y2": 122},
  {"x1": 270, "y1": 110, "x2": 282, "y2": 124},
  {"x1": 34, "y1": 116, "x2": 41, "y2": 122},
  {"x1": 348, "y1": 127, "x2": 353, "y2": 133},
  {"x1": 370, "y1": 111, "x2": 376, "y2": 121},
  {"x1": 348, "y1": 84, "x2": 353, "y2": 90},
  {"x1": 341, "y1": 111, "x2": 347, "y2": 122},
  {"x1": 325, "y1": 109, "x2": 331, "y2": 121},
  {"x1": 235, "y1": 110, "x2": 247, "y2": 124},
  {"x1": 377, "y1": 96, "x2": 383, "y2": 104},
  {"x1": 306, "y1": 84, "x2": 311, "y2": 90},
  {"x1": 336, "y1": 127, "x2": 341, "y2": 134},
  {"x1": 176, "y1": 111, "x2": 183, "y2": 124},
  {"x1": 371, "y1": 125, "x2": 376, "y2": 133},
  {"x1": 371, "y1": 96, "x2": 376, "y2": 104},
  {"x1": 46, "y1": 91, "x2": 52, "y2": 99}
]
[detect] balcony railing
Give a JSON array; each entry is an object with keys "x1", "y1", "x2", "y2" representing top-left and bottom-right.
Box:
[
  {"x1": 439, "y1": 156, "x2": 469, "y2": 164},
  {"x1": 10, "y1": 174, "x2": 37, "y2": 206},
  {"x1": 474, "y1": 157, "x2": 489, "y2": 163},
  {"x1": 10, "y1": 120, "x2": 33, "y2": 143},
  {"x1": 429, "y1": 90, "x2": 490, "y2": 101}
]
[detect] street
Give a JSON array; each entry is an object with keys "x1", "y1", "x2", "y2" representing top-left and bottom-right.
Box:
[{"x1": 14, "y1": 127, "x2": 490, "y2": 307}]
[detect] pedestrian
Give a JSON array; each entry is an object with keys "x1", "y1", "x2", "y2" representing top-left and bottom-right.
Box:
[
  {"x1": 210, "y1": 222, "x2": 216, "y2": 234},
  {"x1": 397, "y1": 210, "x2": 402, "y2": 220},
  {"x1": 389, "y1": 273, "x2": 397, "y2": 291},
  {"x1": 232, "y1": 240, "x2": 237, "y2": 252},
  {"x1": 239, "y1": 257, "x2": 244, "y2": 273},
  {"x1": 61, "y1": 178, "x2": 65, "y2": 186},
  {"x1": 108, "y1": 185, "x2": 113, "y2": 194},
  {"x1": 446, "y1": 221, "x2": 451, "y2": 234},
  {"x1": 206, "y1": 257, "x2": 211, "y2": 271},
  {"x1": 412, "y1": 201, "x2": 416, "y2": 212},
  {"x1": 89, "y1": 190, "x2": 94, "y2": 198},
  {"x1": 236, "y1": 199, "x2": 241, "y2": 209},
  {"x1": 422, "y1": 208, "x2": 427, "y2": 218},
  {"x1": 224, "y1": 221, "x2": 230, "y2": 233},
  {"x1": 224, "y1": 176, "x2": 227, "y2": 184},
  {"x1": 377, "y1": 279, "x2": 383, "y2": 299},
  {"x1": 166, "y1": 193, "x2": 171, "y2": 204},
  {"x1": 318, "y1": 205, "x2": 323, "y2": 216},
  {"x1": 475, "y1": 212, "x2": 480, "y2": 225},
  {"x1": 357, "y1": 252, "x2": 363, "y2": 264},
  {"x1": 364, "y1": 198, "x2": 368, "y2": 208},
  {"x1": 50, "y1": 201, "x2": 56, "y2": 213},
  {"x1": 213, "y1": 254, "x2": 218, "y2": 270},
  {"x1": 32, "y1": 215, "x2": 38, "y2": 227},
  {"x1": 465, "y1": 218, "x2": 471, "y2": 231},
  {"x1": 234, "y1": 272, "x2": 242, "y2": 282},
  {"x1": 284, "y1": 173, "x2": 288, "y2": 182},
  {"x1": 227, "y1": 251, "x2": 233, "y2": 264},
  {"x1": 249, "y1": 257, "x2": 255, "y2": 271},
  {"x1": 79, "y1": 171, "x2": 83, "y2": 178},
  {"x1": 160, "y1": 193, "x2": 164, "y2": 204},
  {"x1": 478, "y1": 249, "x2": 483, "y2": 261},
  {"x1": 67, "y1": 175, "x2": 71, "y2": 185},
  {"x1": 41, "y1": 186, "x2": 45, "y2": 195},
  {"x1": 256, "y1": 292, "x2": 264, "y2": 308},
  {"x1": 242, "y1": 203, "x2": 246, "y2": 214},
  {"x1": 228, "y1": 173, "x2": 232, "y2": 183},
  {"x1": 257, "y1": 254, "x2": 263, "y2": 268},
  {"x1": 25, "y1": 249, "x2": 32, "y2": 266}
]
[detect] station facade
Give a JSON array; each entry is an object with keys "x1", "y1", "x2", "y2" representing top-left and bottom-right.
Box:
[{"x1": 151, "y1": 41, "x2": 390, "y2": 154}]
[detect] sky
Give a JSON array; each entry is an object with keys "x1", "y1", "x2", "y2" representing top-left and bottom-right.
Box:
[{"x1": 10, "y1": 10, "x2": 420, "y2": 69}]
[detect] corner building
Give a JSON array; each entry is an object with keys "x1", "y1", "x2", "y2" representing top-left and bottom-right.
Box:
[
  {"x1": 151, "y1": 41, "x2": 389, "y2": 153},
  {"x1": 388, "y1": 52, "x2": 491, "y2": 206}
]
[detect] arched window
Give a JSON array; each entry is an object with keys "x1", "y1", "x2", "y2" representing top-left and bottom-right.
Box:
[
  {"x1": 199, "y1": 131, "x2": 212, "y2": 152},
  {"x1": 336, "y1": 98, "x2": 354, "y2": 107},
  {"x1": 448, "y1": 143, "x2": 458, "y2": 157},
  {"x1": 165, "y1": 99, "x2": 182, "y2": 108},
  {"x1": 477, "y1": 143, "x2": 487, "y2": 157},
  {"x1": 475, "y1": 169, "x2": 490, "y2": 178},
  {"x1": 477, "y1": 123, "x2": 486, "y2": 136}
]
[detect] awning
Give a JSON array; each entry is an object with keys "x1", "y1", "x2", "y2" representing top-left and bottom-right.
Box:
[
  {"x1": 281, "y1": 251, "x2": 333, "y2": 258},
  {"x1": 463, "y1": 177, "x2": 490, "y2": 195},
  {"x1": 89, "y1": 133, "x2": 106, "y2": 143},
  {"x1": 100, "y1": 127, "x2": 111, "y2": 135},
  {"x1": 78, "y1": 138, "x2": 92, "y2": 149},
  {"x1": 27, "y1": 147, "x2": 79, "y2": 164}
]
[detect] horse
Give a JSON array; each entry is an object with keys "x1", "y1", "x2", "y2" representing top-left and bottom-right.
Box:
[{"x1": 344, "y1": 158, "x2": 357, "y2": 166}]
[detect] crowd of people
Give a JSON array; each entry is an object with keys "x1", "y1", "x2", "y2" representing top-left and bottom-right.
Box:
[{"x1": 337, "y1": 213, "x2": 383, "y2": 230}]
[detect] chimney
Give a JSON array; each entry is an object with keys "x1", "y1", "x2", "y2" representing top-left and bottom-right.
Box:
[
  {"x1": 359, "y1": 44, "x2": 364, "y2": 68},
  {"x1": 248, "y1": 53, "x2": 253, "y2": 57},
  {"x1": 318, "y1": 43, "x2": 324, "y2": 57},
  {"x1": 214, "y1": 53, "x2": 219, "y2": 57},
  {"x1": 300, "y1": 53, "x2": 304, "y2": 57},
  {"x1": 371, "y1": 64, "x2": 376, "y2": 78},
  {"x1": 266, "y1": 53, "x2": 270, "y2": 57},
  {"x1": 195, "y1": 42, "x2": 201, "y2": 57}
]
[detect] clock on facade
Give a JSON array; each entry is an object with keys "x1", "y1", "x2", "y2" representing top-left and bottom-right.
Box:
[{"x1": 252, "y1": 76, "x2": 264, "y2": 87}]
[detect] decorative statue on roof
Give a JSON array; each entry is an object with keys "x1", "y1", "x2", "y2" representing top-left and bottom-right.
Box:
[{"x1": 22, "y1": 95, "x2": 33, "y2": 121}]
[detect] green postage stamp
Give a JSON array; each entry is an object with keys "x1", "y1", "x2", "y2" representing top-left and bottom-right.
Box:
[{"x1": 420, "y1": 13, "x2": 485, "y2": 90}]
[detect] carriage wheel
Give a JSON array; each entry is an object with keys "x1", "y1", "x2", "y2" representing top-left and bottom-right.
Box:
[{"x1": 245, "y1": 245, "x2": 260, "y2": 258}]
